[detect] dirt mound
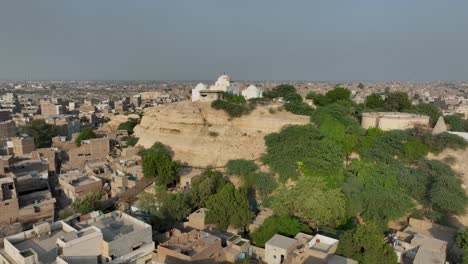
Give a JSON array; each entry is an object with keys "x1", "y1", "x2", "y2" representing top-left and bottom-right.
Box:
[{"x1": 134, "y1": 102, "x2": 309, "y2": 167}]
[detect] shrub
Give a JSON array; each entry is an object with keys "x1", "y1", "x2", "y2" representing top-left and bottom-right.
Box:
[
  {"x1": 75, "y1": 128, "x2": 97, "y2": 146},
  {"x1": 211, "y1": 100, "x2": 254, "y2": 118}
]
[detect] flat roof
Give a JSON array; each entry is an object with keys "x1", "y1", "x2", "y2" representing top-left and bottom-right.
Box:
[
  {"x1": 79, "y1": 213, "x2": 146, "y2": 242},
  {"x1": 13, "y1": 229, "x2": 66, "y2": 264},
  {"x1": 266, "y1": 234, "x2": 296, "y2": 249}
]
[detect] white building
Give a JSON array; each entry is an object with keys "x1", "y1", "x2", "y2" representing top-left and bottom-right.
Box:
[
  {"x1": 242, "y1": 85, "x2": 263, "y2": 100},
  {"x1": 192, "y1": 74, "x2": 233, "y2": 102},
  {"x1": 191, "y1": 83, "x2": 207, "y2": 102}
]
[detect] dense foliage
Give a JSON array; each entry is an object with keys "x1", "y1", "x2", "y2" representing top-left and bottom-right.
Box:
[
  {"x1": 20, "y1": 119, "x2": 59, "y2": 148},
  {"x1": 343, "y1": 161, "x2": 413, "y2": 224},
  {"x1": 250, "y1": 216, "x2": 311, "y2": 247},
  {"x1": 211, "y1": 99, "x2": 254, "y2": 118},
  {"x1": 72, "y1": 191, "x2": 103, "y2": 215},
  {"x1": 262, "y1": 124, "x2": 343, "y2": 183},
  {"x1": 117, "y1": 118, "x2": 140, "y2": 135},
  {"x1": 140, "y1": 143, "x2": 181, "y2": 186},
  {"x1": 125, "y1": 136, "x2": 139, "y2": 147},
  {"x1": 205, "y1": 184, "x2": 254, "y2": 231},
  {"x1": 75, "y1": 128, "x2": 97, "y2": 146},
  {"x1": 365, "y1": 91, "x2": 412, "y2": 112},
  {"x1": 271, "y1": 177, "x2": 346, "y2": 228},
  {"x1": 337, "y1": 222, "x2": 398, "y2": 264},
  {"x1": 264, "y1": 84, "x2": 302, "y2": 103},
  {"x1": 138, "y1": 185, "x2": 191, "y2": 221},
  {"x1": 444, "y1": 114, "x2": 468, "y2": 132},
  {"x1": 306, "y1": 86, "x2": 352, "y2": 107},
  {"x1": 190, "y1": 168, "x2": 226, "y2": 208}
]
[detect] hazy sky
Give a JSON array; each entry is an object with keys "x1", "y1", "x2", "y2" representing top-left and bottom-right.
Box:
[{"x1": 1, "y1": 0, "x2": 468, "y2": 81}]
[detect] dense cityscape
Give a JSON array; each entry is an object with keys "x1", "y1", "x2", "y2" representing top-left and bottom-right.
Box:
[{"x1": 2, "y1": 1, "x2": 468, "y2": 264}]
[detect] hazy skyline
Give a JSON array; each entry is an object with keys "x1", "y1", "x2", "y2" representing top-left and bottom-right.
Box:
[{"x1": 1, "y1": 0, "x2": 468, "y2": 81}]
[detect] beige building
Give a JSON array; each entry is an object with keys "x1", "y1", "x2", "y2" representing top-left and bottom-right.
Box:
[
  {"x1": 67, "y1": 138, "x2": 110, "y2": 169},
  {"x1": 59, "y1": 170, "x2": 102, "y2": 202},
  {"x1": 361, "y1": 112, "x2": 430, "y2": 131},
  {"x1": 266, "y1": 233, "x2": 357, "y2": 264},
  {"x1": 0, "y1": 121, "x2": 17, "y2": 139},
  {"x1": 0, "y1": 211, "x2": 154, "y2": 264},
  {"x1": 156, "y1": 229, "x2": 222, "y2": 263},
  {"x1": 40, "y1": 100, "x2": 63, "y2": 116},
  {"x1": 11, "y1": 136, "x2": 35, "y2": 156},
  {"x1": 76, "y1": 211, "x2": 154, "y2": 263},
  {"x1": 0, "y1": 176, "x2": 55, "y2": 226}
]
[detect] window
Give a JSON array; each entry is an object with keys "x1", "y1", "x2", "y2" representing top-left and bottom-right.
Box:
[{"x1": 273, "y1": 255, "x2": 276, "y2": 259}]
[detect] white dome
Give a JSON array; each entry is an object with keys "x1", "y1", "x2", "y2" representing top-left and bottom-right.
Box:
[{"x1": 217, "y1": 74, "x2": 230, "y2": 83}]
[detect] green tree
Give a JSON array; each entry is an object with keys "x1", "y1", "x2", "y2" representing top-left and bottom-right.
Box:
[
  {"x1": 271, "y1": 177, "x2": 346, "y2": 228},
  {"x1": 254, "y1": 172, "x2": 278, "y2": 197},
  {"x1": 411, "y1": 103, "x2": 442, "y2": 126},
  {"x1": 226, "y1": 159, "x2": 259, "y2": 178},
  {"x1": 190, "y1": 168, "x2": 226, "y2": 208},
  {"x1": 337, "y1": 222, "x2": 398, "y2": 264},
  {"x1": 75, "y1": 128, "x2": 97, "y2": 146},
  {"x1": 343, "y1": 161, "x2": 413, "y2": 224},
  {"x1": 118, "y1": 118, "x2": 140, "y2": 135},
  {"x1": 325, "y1": 86, "x2": 351, "y2": 103},
  {"x1": 382, "y1": 92, "x2": 412, "y2": 112},
  {"x1": 284, "y1": 102, "x2": 314, "y2": 116},
  {"x1": 365, "y1": 93, "x2": 384, "y2": 109},
  {"x1": 264, "y1": 84, "x2": 302, "y2": 103},
  {"x1": 402, "y1": 139, "x2": 429, "y2": 163},
  {"x1": 141, "y1": 143, "x2": 181, "y2": 186},
  {"x1": 137, "y1": 185, "x2": 191, "y2": 221},
  {"x1": 444, "y1": 114, "x2": 468, "y2": 132},
  {"x1": 250, "y1": 216, "x2": 311, "y2": 247},
  {"x1": 422, "y1": 132, "x2": 467, "y2": 154},
  {"x1": 19, "y1": 119, "x2": 59, "y2": 148},
  {"x1": 205, "y1": 184, "x2": 254, "y2": 231},
  {"x1": 72, "y1": 192, "x2": 103, "y2": 215},
  {"x1": 262, "y1": 124, "x2": 344, "y2": 182},
  {"x1": 126, "y1": 136, "x2": 139, "y2": 147}
]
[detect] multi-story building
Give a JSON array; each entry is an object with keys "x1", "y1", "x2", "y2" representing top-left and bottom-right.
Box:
[
  {"x1": 0, "y1": 211, "x2": 154, "y2": 264},
  {"x1": 40, "y1": 100, "x2": 63, "y2": 116},
  {"x1": 58, "y1": 170, "x2": 103, "y2": 202},
  {"x1": 67, "y1": 138, "x2": 110, "y2": 169}
]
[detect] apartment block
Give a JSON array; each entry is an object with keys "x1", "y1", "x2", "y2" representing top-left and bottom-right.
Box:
[
  {"x1": 11, "y1": 136, "x2": 35, "y2": 156},
  {"x1": 0, "y1": 211, "x2": 154, "y2": 264},
  {"x1": 59, "y1": 170, "x2": 103, "y2": 202},
  {"x1": 67, "y1": 138, "x2": 110, "y2": 169}
]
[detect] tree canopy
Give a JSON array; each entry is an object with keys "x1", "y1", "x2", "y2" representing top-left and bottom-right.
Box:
[
  {"x1": 271, "y1": 177, "x2": 346, "y2": 228},
  {"x1": 205, "y1": 184, "x2": 254, "y2": 231},
  {"x1": 250, "y1": 216, "x2": 311, "y2": 247},
  {"x1": 337, "y1": 222, "x2": 398, "y2": 264},
  {"x1": 138, "y1": 185, "x2": 191, "y2": 221},
  {"x1": 117, "y1": 118, "x2": 140, "y2": 135},
  {"x1": 19, "y1": 119, "x2": 59, "y2": 148},
  {"x1": 72, "y1": 192, "x2": 103, "y2": 215},
  {"x1": 140, "y1": 143, "x2": 181, "y2": 186},
  {"x1": 342, "y1": 161, "x2": 413, "y2": 224},
  {"x1": 262, "y1": 124, "x2": 344, "y2": 183},
  {"x1": 190, "y1": 168, "x2": 226, "y2": 208},
  {"x1": 75, "y1": 128, "x2": 97, "y2": 146}
]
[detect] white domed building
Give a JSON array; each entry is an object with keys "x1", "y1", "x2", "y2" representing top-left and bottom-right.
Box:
[
  {"x1": 241, "y1": 85, "x2": 263, "y2": 100},
  {"x1": 191, "y1": 83, "x2": 207, "y2": 102},
  {"x1": 209, "y1": 74, "x2": 231, "y2": 92}
]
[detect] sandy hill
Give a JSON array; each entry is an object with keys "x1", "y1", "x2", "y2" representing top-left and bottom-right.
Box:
[{"x1": 133, "y1": 102, "x2": 310, "y2": 167}]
